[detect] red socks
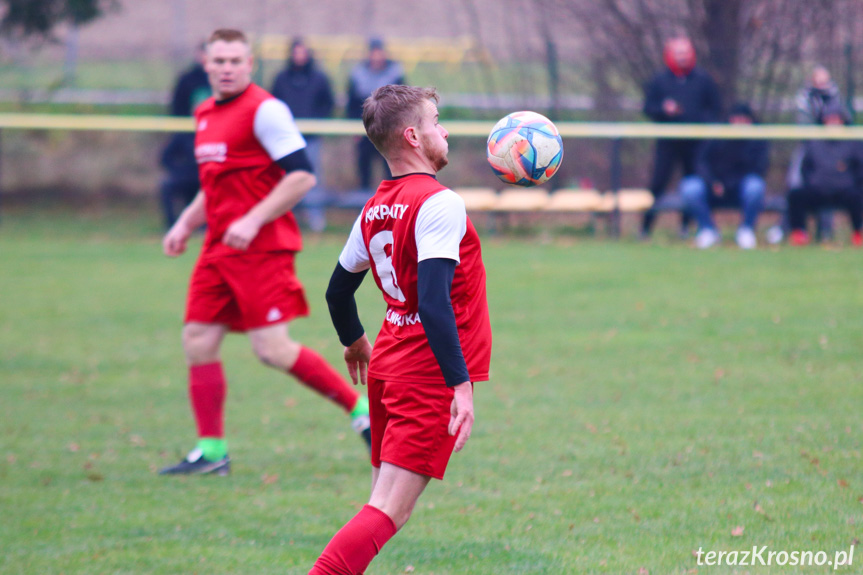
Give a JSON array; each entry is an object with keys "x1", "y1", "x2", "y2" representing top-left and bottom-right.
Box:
[
  {"x1": 188, "y1": 348, "x2": 355, "y2": 439},
  {"x1": 309, "y1": 505, "x2": 397, "y2": 575},
  {"x1": 289, "y1": 347, "x2": 359, "y2": 413},
  {"x1": 189, "y1": 362, "x2": 227, "y2": 438}
]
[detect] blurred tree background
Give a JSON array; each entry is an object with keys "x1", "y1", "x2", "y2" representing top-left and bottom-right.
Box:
[
  {"x1": 0, "y1": 0, "x2": 115, "y2": 37},
  {"x1": 2, "y1": 0, "x2": 861, "y2": 120},
  {"x1": 549, "y1": 0, "x2": 863, "y2": 120},
  {"x1": 0, "y1": 0, "x2": 862, "y2": 202}
]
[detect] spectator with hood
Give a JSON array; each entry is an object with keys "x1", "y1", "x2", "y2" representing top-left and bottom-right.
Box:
[
  {"x1": 346, "y1": 37, "x2": 405, "y2": 192},
  {"x1": 641, "y1": 36, "x2": 722, "y2": 239},
  {"x1": 159, "y1": 43, "x2": 211, "y2": 229},
  {"x1": 787, "y1": 101, "x2": 863, "y2": 247},
  {"x1": 680, "y1": 102, "x2": 769, "y2": 249},
  {"x1": 796, "y1": 65, "x2": 851, "y2": 125},
  {"x1": 271, "y1": 38, "x2": 335, "y2": 232}
]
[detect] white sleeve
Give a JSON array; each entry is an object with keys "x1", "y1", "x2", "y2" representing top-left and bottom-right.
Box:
[
  {"x1": 415, "y1": 189, "x2": 467, "y2": 263},
  {"x1": 253, "y1": 98, "x2": 307, "y2": 161},
  {"x1": 338, "y1": 214, "x2": 371, "y2": 273}
]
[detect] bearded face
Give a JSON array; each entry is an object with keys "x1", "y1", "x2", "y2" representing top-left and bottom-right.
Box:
[
  {"x1": 418, "y1": 101, "x2": 449, "y2": 172},
  {"x1": 421, "y1": 130, "x2": 449, "y2": 171}
]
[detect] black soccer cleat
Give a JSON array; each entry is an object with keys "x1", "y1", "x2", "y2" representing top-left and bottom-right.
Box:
[{"x1": 159, "y1": 447, "x2": 231, "y2": 476}]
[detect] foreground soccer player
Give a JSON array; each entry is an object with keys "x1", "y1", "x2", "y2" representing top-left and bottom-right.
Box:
[
  {"x1": 310, "y1": 85, "x2": 492, "y2": 574},
  {"x1": 160, "y1": 29, "x2": 370, "y2": 476}
]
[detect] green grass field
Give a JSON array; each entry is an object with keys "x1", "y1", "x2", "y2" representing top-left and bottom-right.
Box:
[{"x1": 2, "y1": 208, "x2": 863, "y2": 574}]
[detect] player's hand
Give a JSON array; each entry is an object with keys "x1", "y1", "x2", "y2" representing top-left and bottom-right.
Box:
[
  {"x1": 344, "y1": 334, "x2": 372, "y2": 386},
  {"x1": 223, "y1": 214, "x2": 263, "y2": 251},
  {"x1": 662, "y1": 98, "x2": 681, "y2": 116},
  {"x1": 163, "y1": 222, "x2": 191, "y2": 257},
  {"x1": 449, "y1": 382, "x2": 474, "y2": 452}
]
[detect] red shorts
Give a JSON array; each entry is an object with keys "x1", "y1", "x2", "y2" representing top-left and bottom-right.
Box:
[
  {"x1": 368, "y1": 377, "x2": 457, "y2": 480},
  {"x1": 185, "y1": 252, "x2": 309, "y2": 332}
]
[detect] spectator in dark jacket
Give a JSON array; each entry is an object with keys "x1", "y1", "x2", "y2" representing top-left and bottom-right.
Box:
[
  {"x1": 346, "y1": 37, "x2": 405, "y2": 190},
  {"x1": 680, "y1": 103, "x2": 769, "y2": 249},
  {"x1": 159, "y1": 44, "x2": 211, "y2": 229},
  {"x1": 271, "y1": 38, "x2": 335, "y2": 232},
  {"x1": 641, "y1": 36, "x2": 722, "y2": 239},
  {"x1": 788, "y1": 102, "x2": 863, "y2": 247},
  {"x1": 780, "y1": 66, "x2": 854, "y2": 242}
]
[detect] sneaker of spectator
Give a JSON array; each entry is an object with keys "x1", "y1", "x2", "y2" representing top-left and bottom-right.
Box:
[
  {"x1": 695, "y1": 228, "x2": 721, "y2": 249},
  {"x1": 736, "y1": 227, "x2": 757, "y2": 249},
  {"x1": 765, "y1": 224, "x2": 785, "y2": 245}
]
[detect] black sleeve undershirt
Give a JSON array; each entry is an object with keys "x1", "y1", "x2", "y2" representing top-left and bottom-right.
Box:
[
  {"x1": 275, "y1": 148, "x2": 313, "y2": 174},
  {"x1": 417, "y1": 258, "x2": 471, "y2": 388},
  {"x1": 327, "y1": 258, "x2": 470, "y2": 387},
  {"x1": 326, "y1": 262, "x2": 368, "y2": 347}
]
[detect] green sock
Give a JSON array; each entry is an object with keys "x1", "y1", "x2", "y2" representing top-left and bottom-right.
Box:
[
  {"x1": 197, "y1": 438, "x2": 228, "y2": 461},
  {"x1": 350, "y1": 396, "x2": 369, "y2": 419}
]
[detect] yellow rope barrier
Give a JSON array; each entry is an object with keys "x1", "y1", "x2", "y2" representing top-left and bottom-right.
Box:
[{"x1": 0, "y1": 113, "x2": 861, "y2": 140}]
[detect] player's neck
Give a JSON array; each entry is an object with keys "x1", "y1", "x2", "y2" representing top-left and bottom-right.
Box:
[{"x1": 388, "y1": 153, "x2": 438, "y2": 178}]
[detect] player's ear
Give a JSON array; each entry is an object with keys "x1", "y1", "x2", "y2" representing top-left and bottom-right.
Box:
[{"x1": 403, "y1": 126, "x2": 421, "y2": 148}]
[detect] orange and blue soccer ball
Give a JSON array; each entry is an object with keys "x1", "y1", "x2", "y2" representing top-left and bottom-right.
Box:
[{"x1": 486, "y1": 111, "x2": 563, "y2": 187}]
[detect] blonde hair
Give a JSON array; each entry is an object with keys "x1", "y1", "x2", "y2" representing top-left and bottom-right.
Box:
[{"x1": 362, "y1": 85, "x2": 439, "y2": 155}]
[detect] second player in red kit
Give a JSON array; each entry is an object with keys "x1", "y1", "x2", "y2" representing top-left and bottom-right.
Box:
[{"x1": 160, "y1": 29, "x2": 371, "y2": 476}]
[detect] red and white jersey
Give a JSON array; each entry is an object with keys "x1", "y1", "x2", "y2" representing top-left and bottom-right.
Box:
[
  {"x1": 339, "y1": 173, "x2": 492, "y2": 385},
  {"x1": 194, "y1": 84, "x2": 306, "y2": 258}
]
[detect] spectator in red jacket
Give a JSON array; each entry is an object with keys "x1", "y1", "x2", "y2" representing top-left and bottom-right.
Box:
[{"x1": 641, "y1": 36, "x2": 722, "y2": 240}]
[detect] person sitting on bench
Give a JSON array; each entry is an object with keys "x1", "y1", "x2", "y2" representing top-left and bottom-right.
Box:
[
  {"x1": 787, "y1": 101, "x2": 863, "y2": 247},
  {"x1": 679, "y1": 102, "x2": 769, "y2": 249}
]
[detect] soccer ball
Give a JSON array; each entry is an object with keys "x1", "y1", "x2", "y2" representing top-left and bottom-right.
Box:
[{"x1": 486, "y1": 111, "x2": 564, "y2": 187}]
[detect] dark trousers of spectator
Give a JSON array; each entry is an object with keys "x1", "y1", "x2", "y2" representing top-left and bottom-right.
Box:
[
  {"x1": 357, "y1": 136, "x2": 391, "y2": 190},
  {"x1": 785, "y1": 145, "x2": 836, "y2": 240},
  {"x1": 641, "y1": 138, "x2": 698, "y2": 237},
  {"x1": 787, "y1": 187, "x2": 863, "y2": 233},
  {"x1": 160, "y1": 176, "x2": 199, "y2": 229}
]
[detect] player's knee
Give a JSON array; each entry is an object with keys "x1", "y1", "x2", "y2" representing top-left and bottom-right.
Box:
[
  {"x1": 182, "y1": 325, "x2": 220, "y2": 363},
  {"x1": 251, "y1": 337, "x2": 299, "y2": 370},
  {"x1": 252, "y1": 342, "x2": 278, "y2": 368}
]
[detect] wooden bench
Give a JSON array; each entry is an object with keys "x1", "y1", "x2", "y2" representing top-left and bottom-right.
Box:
[
  {"x1": 454, "y1": 187, "x2": 647, "y2": 234},
  {"x1": 454, "y1": 187, "x2": 499, "y2": 211},
  {"x1": 453, "y1": 186, "x2": 788, "y2": 236}
]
